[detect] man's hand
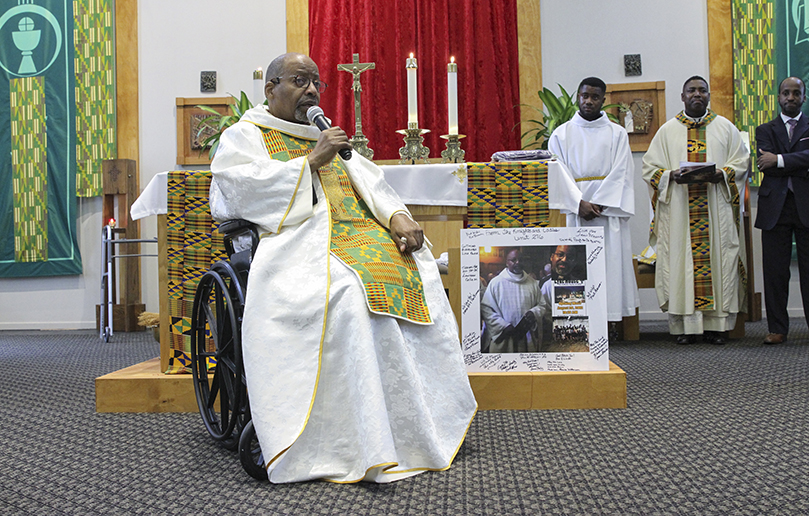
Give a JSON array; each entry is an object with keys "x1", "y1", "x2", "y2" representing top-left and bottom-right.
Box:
[
  {"x1": 307, "y1": 126, "x2": 352, "y2": 171},
  {"x1": 757, "y1": 150, "x2": 778, "y2": 171},
  {"x1": 390, "y1": 213, "x2": 424, "y2": 253},
  {"x1": 578, "y1": 200, "x2": 602, "y2": 221},
  {"x1": 670, "y1": 168, "x2": 683, "y2": 183},
  {"x1": 514, "y1": 311, "x2": 536, "y2": 335},
  {"x1": 708, "y1": 170, "x2": 725, "y2": 184},
  {"x1": 495, "y1": 325, "x2": 516, "y2": 344}
]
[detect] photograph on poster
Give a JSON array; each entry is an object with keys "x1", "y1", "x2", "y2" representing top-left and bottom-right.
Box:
[
  {"x1": 460, "y1": 227, "x2": 608, "y2": 372},
  {"x1": 550, "y1": 317, "x2": 589, "y2": 352}
]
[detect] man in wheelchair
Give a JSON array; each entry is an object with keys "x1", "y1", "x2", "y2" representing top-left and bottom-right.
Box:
[{"x1": 208, "y1": 52, "x2": 477, "y2": 483}]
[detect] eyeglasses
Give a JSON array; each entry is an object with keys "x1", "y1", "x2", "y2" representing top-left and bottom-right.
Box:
[
  {"x1": 270, "y1": 75, "x2": 327, "y2": 93},
  {"x1": 552, "y1": 251, "x2": 575, "y2": 261}
]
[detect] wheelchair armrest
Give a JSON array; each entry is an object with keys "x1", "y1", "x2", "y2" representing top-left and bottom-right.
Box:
[
  {"x1": 218, "y1": 219, "x2": 259, "y2": 260},
  {"x1": 218, "y1": 219, "x2": 254, "y2": 235}
]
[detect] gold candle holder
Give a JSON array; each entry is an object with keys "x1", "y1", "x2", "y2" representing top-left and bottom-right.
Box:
[
  {"x1": 397, "y1": 126, "x2": 430, "y2": 164},
  {"x1": 350, "y1": 133, "x2": 374, "y2": 160},
  {"x1": 440, "y1": 134, "x2": 465, "y2": 163}
]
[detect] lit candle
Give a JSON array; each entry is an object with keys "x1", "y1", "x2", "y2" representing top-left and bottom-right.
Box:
[
  {"x1": 406, "y1": 53, "x2": 418, "y2": 128},
  {"x1": 253, "y1": 67, "x2": 264, "y2": 106},
  {"x1": 447, "y1": 56, "x2": 458, "y2": 135}
]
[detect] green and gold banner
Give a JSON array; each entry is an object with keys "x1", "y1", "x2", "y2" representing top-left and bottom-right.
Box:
[
  {"x1": 732, "y1": 0, "x2": 809, "y2": 186},
  {"x1": 0, "y1": 0, "x2": 115, "y2": 277}
]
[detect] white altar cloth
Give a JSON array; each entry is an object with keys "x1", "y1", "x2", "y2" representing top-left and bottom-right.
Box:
[{"x1": 131, "y1": 163, "x2": 468, "y2": 220}]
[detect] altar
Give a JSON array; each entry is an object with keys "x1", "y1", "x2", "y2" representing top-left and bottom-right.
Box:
[{"x1": 96, "y1": 162, "x2": 626, "y2": 412}]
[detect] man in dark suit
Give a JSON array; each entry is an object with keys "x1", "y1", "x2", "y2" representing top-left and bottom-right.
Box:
[{"x1": 755, "y1": 76, "x2": 809, "y2": 344}]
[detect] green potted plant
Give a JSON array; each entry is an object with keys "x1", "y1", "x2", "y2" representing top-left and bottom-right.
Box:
[
  {"x1": 519, "y1": 84, "x2": 620, "y2": 150},
  {"x1": 196, "y1": 91, "x2": 262, "y2": 159}
]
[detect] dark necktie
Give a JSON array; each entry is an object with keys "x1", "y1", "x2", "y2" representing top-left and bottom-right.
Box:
[{"x1": 787, "y1": 119, "x2": 797, "y2": 191}]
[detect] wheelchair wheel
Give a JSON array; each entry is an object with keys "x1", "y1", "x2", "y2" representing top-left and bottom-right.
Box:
[
  {"x1": 219, "y1": 398, "x2": 251, "y2": 451},
  {"x1": 239, "y1": 419, "x2": 268, "y2": 481},
  {"x1": 191, "y1": 262, "x2": 246, "y2": 443}
]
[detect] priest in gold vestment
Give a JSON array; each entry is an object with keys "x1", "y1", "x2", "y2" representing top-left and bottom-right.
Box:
[{"x1": 642, "y1": 76, "x2": 749, "y2": 345}]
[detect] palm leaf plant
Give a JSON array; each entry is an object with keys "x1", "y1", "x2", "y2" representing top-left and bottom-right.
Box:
[
  {"x1": 196, "y1": 91, "x2": 261, "y2": 159},
  {"x1": 519, "y1": 84, "x2": 621, "y2": 150}
]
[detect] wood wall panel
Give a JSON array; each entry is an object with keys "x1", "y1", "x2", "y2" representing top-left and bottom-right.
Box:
[
  {"x1": 287, "y1": 0, "x2": 309, "y2": 55},
  {"x1": 517, "y1": 0, "x2": 542, "y2": 142},
  {"x1": 116, "y1": 0, "x2": 138, "y2": 161},
  {"x1": 707, "y1": 0, "x2": 733, "y2": 121}
]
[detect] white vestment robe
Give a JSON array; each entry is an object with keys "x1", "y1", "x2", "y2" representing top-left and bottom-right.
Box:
[
  {"x1": 480, "y1": 268, "x2": 544, "y2": 353},
  {"x1": 548, "y1": 112, "x2": 639, "y2": 321},
  {"x1": 209, "y1": 106, "x2": 477, "y2": 483},
  {"x1": 641, "y1": 111, "x2": 749, "y2": 334}
]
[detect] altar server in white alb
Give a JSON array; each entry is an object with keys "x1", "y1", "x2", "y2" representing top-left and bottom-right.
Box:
[
  {"x1": 548, "y1": 77, "x2": 639, "y2": 329},
  {"x1": 642, "y1": 76, "x2": 749, "y2": 345},
  {"x1": 208, "y1": 52, "x2": 477, "y2": 483}
]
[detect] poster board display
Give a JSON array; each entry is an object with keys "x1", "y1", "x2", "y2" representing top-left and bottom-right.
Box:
[{"x1": 460, "y1": 226, "x2": 608, "y2": 372}]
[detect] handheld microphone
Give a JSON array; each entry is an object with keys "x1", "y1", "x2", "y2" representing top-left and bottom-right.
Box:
[{"x1": 306, "y1": 106, "x2": 352, "y2": 161}]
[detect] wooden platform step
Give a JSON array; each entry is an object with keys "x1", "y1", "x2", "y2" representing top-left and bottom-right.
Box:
[{"x1": 96, "y1": 358, "x2": 626, "y2": 413}]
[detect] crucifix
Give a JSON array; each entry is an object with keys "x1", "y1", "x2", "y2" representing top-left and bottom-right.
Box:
[{"x1": 337, "y1": 53, "x2": 375, "y2": 160}]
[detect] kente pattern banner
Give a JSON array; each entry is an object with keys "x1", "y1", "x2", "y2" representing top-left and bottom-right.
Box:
[
  {"x1": 166, "y1": 170, "x2": 227, "y2": 374},
  {"x1": 73, "y1": 0, "x2": 116, "y2": 197},
  {"x1": 732, "y1": 0, "x2": 775, "y2": 187},
  {"x1": 0, "y1": 0, "x2": 115, "y2": 278},
  {"x1": 466, "y1": 161, "x2": 551, "y2": 229}
]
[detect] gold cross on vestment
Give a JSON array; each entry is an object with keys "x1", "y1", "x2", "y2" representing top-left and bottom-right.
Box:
[{"x1": 337, "y1": 53, "x2": 376, "y2": 159}]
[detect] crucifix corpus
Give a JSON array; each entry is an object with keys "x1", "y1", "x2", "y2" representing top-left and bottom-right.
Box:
[{"x1": 337, "y1": 53, "x2": 375, "y2": 159}]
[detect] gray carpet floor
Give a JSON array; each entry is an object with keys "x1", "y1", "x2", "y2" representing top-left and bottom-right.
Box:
[{"x1": 0, "y1": 319, "x2": 807, "y2": 515}]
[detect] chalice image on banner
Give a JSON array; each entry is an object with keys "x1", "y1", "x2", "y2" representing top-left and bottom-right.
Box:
[{"x1": 13, "y1": 17, "x2": 41, "y2": 75}]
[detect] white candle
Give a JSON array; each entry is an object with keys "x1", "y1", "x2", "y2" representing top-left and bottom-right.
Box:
[
  {"x1": 406, "y1": 53, "x2": 418, "y2": 128},
  {"x1": 253, "y1": 67, "x2": 264, "y2": 106},
  {"x1": 447, "y1": 56, "x2": 458, "y2": 135}
]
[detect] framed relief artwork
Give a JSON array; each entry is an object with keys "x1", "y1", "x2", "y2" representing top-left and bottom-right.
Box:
[
  {"x1": 459, "y1": 226, "x2": 608, "y2": 373},
  {"x1": 176, "y1": 97, "x2": 235, "y2": 165},
  {"x1": 604, "y1": 81, "x2": 666, "y2": 152}
]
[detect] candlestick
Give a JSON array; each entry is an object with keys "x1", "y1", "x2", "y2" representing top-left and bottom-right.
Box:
[
  {"x1": 397, "y1": 127, "x2": 430, "y2": 164},
  {"x1": 406, "y1": 53, "x2": 418, "y2": 129},
  {"x1": 440, "y1": 134, "x2": 465, "y2": 163},
  {"x1": 448, "y1": 57, "x2": 458, "y2": 136},
  {"x1": 253, "y1": 67, "x2": 264, "y2": 106}
]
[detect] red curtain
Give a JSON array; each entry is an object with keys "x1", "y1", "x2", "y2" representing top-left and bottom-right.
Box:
[{"x1": 309, "y1": 0, "x2": 521, "y2": 162}]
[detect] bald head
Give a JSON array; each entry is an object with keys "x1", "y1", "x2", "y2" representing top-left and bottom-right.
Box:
[
  {"x1": 778, "y1": 77, "x2": 806, "y2": 118},
  {"x1": 264, "y1": 53, "x2": 322, "y2": 124}
]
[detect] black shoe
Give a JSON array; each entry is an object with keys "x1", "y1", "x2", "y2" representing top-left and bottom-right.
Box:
[
  {"x1": 703, "y1": 331, "x2": 727, "y2": 345},
  {"x1": 608, "y1": 322, "x2": 620, "y2": 343},
  {"x1": 676, "y1": 334, "x2": 696, "y2": 345}
]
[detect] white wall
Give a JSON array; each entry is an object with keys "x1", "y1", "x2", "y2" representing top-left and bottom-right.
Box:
[
  {"x1": 0, "y1": 0, "x2": 286, "y2": 329},
  {"x1": 137, "y1": 0, "x2": 287, "y2": 315}
]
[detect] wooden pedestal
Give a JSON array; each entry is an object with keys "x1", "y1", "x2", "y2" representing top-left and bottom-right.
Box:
[
  {"x1": 95, "y1": 358, "x2": 626, "y2": 413},
  {"x1": 96, "y1": 358, "x2": 197, "y2": 413}
]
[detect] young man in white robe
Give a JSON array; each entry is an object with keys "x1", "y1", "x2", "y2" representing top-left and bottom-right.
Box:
[
  {"x1": 641, "y1": 76, "x2": 749, "y2": 345},
  {"x1": 208, "y1": 52, "x2": 477, "y2": 483},
  {"x1": 548, "y1": 77, "x2": 639, "y2": 337}
]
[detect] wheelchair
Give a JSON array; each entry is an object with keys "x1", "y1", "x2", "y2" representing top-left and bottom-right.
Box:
[{"x1": 189, "y1": 219, "x2": 268, "y2": 481}]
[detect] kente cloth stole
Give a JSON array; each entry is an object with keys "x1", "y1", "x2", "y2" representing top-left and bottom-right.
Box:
[
  {"x1": 677, "y1": 110, "x2": 718, "y2": 311},
  {"x1": 260, "y1": 128, "x2": 431, "y2": 324}
]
